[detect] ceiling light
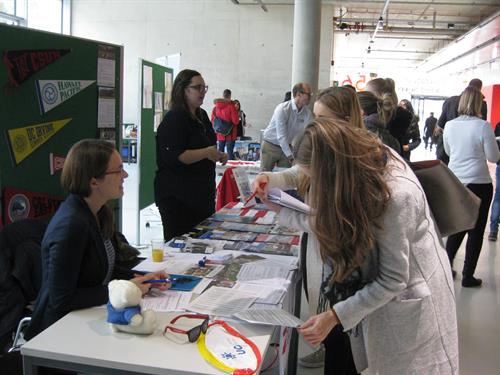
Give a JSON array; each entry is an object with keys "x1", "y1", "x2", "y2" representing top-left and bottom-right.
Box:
[{"x1": 230, "y1": 0, "x2": 240, "y2": 4}]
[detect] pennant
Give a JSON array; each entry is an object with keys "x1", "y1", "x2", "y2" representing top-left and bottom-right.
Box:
[
  {"x1": 2, "y1": 49, "x2": 70, "y2": 87},
  {"x1": 36, "y1": 80, "x2": 95, "y2": 114},
  {"x1": 49, "y1": 152, "x2": 66, "y2": 175},
  {"x1": 6, "y1": 118, "x2": 72, "y2": 165},
  {"x1": 3, "y1": 186, "x2": 64, "y2": 225}
]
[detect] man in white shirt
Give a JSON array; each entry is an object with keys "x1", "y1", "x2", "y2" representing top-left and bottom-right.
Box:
[{"x1": 261, "y1": 83, "x2": 313, "y2": 171}]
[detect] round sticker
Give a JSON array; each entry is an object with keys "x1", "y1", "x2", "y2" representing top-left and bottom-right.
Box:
[
  {"x1": 42, "y1": 83, "x2": 58, "y2": 104},
  {"x1": 8, "y1": 194, "x2": 30, "y2": 222}
]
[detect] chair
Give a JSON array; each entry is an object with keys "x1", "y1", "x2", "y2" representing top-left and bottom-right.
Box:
[{"x1": 0, "y1": 218, "x2": 47, "y2": 353}]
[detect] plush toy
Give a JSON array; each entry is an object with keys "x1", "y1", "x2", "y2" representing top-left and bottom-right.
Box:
[{"x1": 107, "y1": 279, "x2": 156, "y2": 335}]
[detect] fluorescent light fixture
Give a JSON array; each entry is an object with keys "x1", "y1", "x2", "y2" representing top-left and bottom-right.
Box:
[{"x1": 231, "y1": 0, "x2": 240, "y2": 4}]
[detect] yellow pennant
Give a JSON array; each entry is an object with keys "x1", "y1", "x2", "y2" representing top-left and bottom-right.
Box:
[{"x1": 7, "y1": 118, "x2": 71, "y2": 165}]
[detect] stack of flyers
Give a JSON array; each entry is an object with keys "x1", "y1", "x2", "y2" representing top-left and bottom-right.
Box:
[
  {"x1": 211, "y1": 213, "x2": 255, "y2": 223},
  {"x1": 223, "y1": 241, "x2": 293, "y2": 256},
  {"x1": 255, "y1": 234, "x2": 300, "y2": 245},
  {"x1": 220, "y1": 221, "x2": 273, "y2": 234},
  {"x1": 200, "y1": 230, "x2": 258, "y2": 242},
  {"x1": 269, "y1": 224, "x2": 302, "y2": 236}
]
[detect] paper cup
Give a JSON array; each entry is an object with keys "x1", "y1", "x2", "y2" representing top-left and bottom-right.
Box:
[{"x1": 151, "y1": 239, "x2": 165, "y2": 262}]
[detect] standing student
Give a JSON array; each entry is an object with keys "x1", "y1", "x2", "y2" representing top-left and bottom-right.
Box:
[
  {"x1": 489, "y1": 122, "x2": 500, "y2": 241},
  {"x1": 155, "y1": 69, "x2": 227, "y2": 241},
  {"x1": 423, "y1": 112, "x2": 437, "y2": 151},
  {"x1": 234, "y1": 99, "x2": 247, "y2": 140},
  {"x1": 443, "y1": 87, "x2": 500, "y2": 287},
  {"x1": 25, "y1": 139, "x2": 169, "y2": 340},
  {"x1": 253, "y1": 118, "x2": 458, "y2": 374},
  {"x1": 211, "y1": 89, "x2": 239, "y2": 159},
  {"x1": 398, "y1": 99, "x2": 422, "y2": 160},
  {"x1": 260, "y1": 83, "x2": 313, "y2": 171}
]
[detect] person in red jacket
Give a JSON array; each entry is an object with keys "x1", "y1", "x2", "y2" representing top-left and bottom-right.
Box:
[{"x1": 211, "y1": 89, "x2": 239, "y2": 159}]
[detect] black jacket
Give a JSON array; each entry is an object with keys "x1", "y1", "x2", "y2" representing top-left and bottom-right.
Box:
[
  {"x1": 25, "y1": 195, "x2": 133, "y2": 339},
  {"x1": 363, "y1": 113, "x2": 401, "y2": 154}
]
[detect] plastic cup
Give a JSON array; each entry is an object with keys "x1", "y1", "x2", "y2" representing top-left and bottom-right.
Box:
[{"x1": 151, "y1": 239, "x2": 165, "y2": 262}]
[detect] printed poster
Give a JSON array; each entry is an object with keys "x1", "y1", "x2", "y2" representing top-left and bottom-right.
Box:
[
  {"x1": 97, "y1": 45, "x2": 116, "y2": 87},
  {"x1": 36, "y1": 80, "x2": 95, "y2": 114},
  {"x1": 97, "y1": 87, "x2": 116, "y2": 128},
  {"x1": 142, "y1": 65, "x2": 152, "y2": 108},
  {"x1": 164, "y1": 71, "x2": 173, "y2": 109},
  {"x1": 6, "y1": 118, "x2": 72, "y2": 165}
]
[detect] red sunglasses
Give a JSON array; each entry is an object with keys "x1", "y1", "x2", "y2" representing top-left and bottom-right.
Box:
[{"x1": 164, "y1": 314, "x2": 209, "y2": 343}]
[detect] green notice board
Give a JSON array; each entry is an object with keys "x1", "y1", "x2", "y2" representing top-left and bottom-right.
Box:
[
  {"x1": 139, "y1": 59, "x2": 173, "y2": 210},
  {"x1": 0, "y1": 24, "x2": 122, "y2": 226}
]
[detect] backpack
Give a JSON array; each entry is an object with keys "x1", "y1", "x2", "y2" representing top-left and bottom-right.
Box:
[{"x1": 213, "y1": 116, "x2": 233, "y2": 136}]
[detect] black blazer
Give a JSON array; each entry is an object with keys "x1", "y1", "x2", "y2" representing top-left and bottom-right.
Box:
[{"x1": 25, "y1": 194, "x2": 133, "y2": 339}]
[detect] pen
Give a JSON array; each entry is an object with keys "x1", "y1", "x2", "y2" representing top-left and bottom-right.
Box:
[
  {"x1": 143, "y1": 278, "x2": 174, "y2": 284},
  {"x1": 244, "y1": 182, "x2": 267, "y2": 207}
]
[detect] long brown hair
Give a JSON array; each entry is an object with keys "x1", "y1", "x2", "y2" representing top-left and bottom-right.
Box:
[
  {"x1": 458, "y1": 86, "x2": 483, "y2": 117},
  {"x1": 61, "y1": 139, "x2": 116, "y2": 238},
  {"x1": 315, "y1": 87, "x2": 364, "y2": 129},
  {"x1": 293, "y1": 118, "x2": 392, "y2": 282},
  {"x1": 170, "y1": 68, "x2": 203, "y2": 120}
]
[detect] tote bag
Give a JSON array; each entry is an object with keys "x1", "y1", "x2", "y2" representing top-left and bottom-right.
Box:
[{"x1": 410, "y1": 160, "x2": 481, "y2": 237}]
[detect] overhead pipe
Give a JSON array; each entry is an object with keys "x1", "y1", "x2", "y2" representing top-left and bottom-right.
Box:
[{"x1": 369, "y1": 0, "x2": 391, "y2": 44}]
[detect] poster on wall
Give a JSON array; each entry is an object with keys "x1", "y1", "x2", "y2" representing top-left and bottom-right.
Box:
[
  {"x1": 97, "y1": 45, "x2": 116, "y2": 87},
  {"x1": 143, "y1": 65, "x2": 153, "y2": 109},
  {"x1": 164, "y1": 71, "x2": 173, "y2": 109},
  {"x1": 6, "y1": 118, "x2": 72, "y2": 165},
  {"x1": 3, "y1": 49, "x2": 70, "y2": 87},
  {"x1": 97, "y1": 87, "x2": 116, "y2": 128},
  {"x1": 3, "y1": 186, "x2": 64, "y2": 225},
  {"x1": 36, "y1": 79, "x2": 95, "y2": 114}
]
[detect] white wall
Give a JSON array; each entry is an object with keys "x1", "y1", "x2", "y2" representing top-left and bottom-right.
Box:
[{"x1": 71, "y1": 0, "x2": 333, "y2": 138}]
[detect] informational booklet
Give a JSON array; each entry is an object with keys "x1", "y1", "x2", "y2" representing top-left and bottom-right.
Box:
[
  {"x1": 267, "y1": 188, "x2": 310, "y2": 214},
  {"x1": 186, "y1": 286, "x2": 258, "y2": 317},
  {"x1": 234, "y1": 308, "x2": 304, "y2": 328}
]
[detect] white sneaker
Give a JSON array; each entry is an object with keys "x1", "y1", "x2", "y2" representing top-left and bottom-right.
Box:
[{"x1": 298, "y1": 347, "x2": 325, "y2": 368}]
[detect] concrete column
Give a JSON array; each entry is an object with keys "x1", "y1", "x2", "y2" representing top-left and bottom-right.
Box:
[{"x1": 291, "y1": 0, "x2": 321, "y2": 93}]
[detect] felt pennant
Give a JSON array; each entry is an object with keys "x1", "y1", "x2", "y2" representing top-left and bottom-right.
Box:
[
  {"x1": 2, "y1": 49, "x2": 71, "y2": 86},
  {"x1": 6, "y1": 118, "x2": 72, "y2": 165},
  {"x1": 36, "y1": 80, "x2": 95, "y2": 114},
  {"x1": 49, "y1": 152, "x2": 66, "y2": 175},
  {"x1": 3, "y1": 186, "x2": 64, "y2": 225}
]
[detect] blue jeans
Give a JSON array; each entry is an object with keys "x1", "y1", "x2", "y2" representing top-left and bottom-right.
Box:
[
  {"x1": 218, "y1": 140, "x2": 235, "y2": 160},
  {"x1": 489, "y1": 164, "x2": 500, "y2": 234}
]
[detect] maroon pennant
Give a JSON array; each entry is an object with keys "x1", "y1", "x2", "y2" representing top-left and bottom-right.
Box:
[
  {"x1": 2, "y1": 49, "x2": 71, "y2": 86},
  {"x1": 2, "y1": 186, "x2": 64, "y2": 227}
]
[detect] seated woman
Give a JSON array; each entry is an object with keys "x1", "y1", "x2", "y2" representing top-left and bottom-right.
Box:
[
  {"x1": 253, "y1": 118, "x2": 458, "y2": 374},
  {"x1": 25, "y1": 139, "x2": 169, "y2": 340}
]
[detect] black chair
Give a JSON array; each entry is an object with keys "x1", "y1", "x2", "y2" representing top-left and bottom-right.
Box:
[{"x1": 0, "y1": 218, "x2": 47, "y2": 353}]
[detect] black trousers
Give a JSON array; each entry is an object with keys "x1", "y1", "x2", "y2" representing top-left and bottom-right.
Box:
[
  {"x1": 157, "y1": 196, "x2": 214, "y2": 242},
  {"x1": 446, "y1": 183, "x2": 493, "y2": 278},
  {"x1": 323, "y1": 325, "x2": 359, "y2": 375}
]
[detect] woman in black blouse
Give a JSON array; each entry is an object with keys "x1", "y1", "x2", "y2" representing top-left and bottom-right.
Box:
[{"x1": 155, "y1": 69, "x2": 227, "y2": 241}]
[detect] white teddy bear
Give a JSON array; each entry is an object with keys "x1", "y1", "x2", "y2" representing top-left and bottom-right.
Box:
[{"x1": 107, "y1": 279, "x2": 157, "y2": 335}]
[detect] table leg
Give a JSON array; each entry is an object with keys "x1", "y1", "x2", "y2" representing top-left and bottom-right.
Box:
[
  {"x1": 22, "y1": 356, "x2": 38, "y2": 375},
  {"x1": 286, "y1": 274, "x2": 302, "y2": 375}
]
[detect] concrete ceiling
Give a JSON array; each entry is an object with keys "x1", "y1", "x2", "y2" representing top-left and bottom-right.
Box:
[{"x1": 230, "y1": 0, "x2": 500, "y2": 72}]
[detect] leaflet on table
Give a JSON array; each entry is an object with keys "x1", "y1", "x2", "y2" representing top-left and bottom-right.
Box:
[
  {"x1": 200, "y1": 230, "x2": 258, "y2": 242},
  {"x1": 234, "y1": 308, "x2": 304, "y2": 328},
  {"x1": 219, "y1": 221, "x2": 273, "y2": 233},
  {"x1": 141, "y1": 290, "x2": 192, "y2": 312},
  {"x1": 223, "y1": 241, "x2": 294, "y2": 256},
  {"x1": 233, "y1": 281, "x2": 287, "y2": 305},
  {"x1": 186, "y1": 286, "x2": 258, "y2": 316},
  {"x1": 183, "y1": 263, "x2": 224, "y2": 278},
  {"x1": 236, "y1": 261, "x2": 292, "y2": 282},
  {"x1": 267, "y1": 188, "x2": 311, "y2": 214},
  {"x1": 132, "y1": 258, "x2": 168, "y2": 273}
]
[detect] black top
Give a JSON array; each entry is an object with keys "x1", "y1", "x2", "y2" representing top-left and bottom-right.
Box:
[
  {"x1": 438, "y1": 95, "x2": 488, "y2": 128},
  {"x1": 154, "y1": 108, "x2": 217, "y2": 205},
  {"x1": 387, "y1": 106, "x2": 412, "y2": 148},
  {"x1": 25, "y1": 194, "x2": 134, "y2": 339}
]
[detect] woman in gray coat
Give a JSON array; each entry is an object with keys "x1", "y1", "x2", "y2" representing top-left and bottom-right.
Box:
[{"x1": 253, "y1": 118, "x2": 458, "y2": 374}]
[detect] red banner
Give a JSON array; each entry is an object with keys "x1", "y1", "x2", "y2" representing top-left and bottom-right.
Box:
[
  {"x1": 2, "y1": 187, "x2": 64, "y2": 226},
  {"x1": 3, "y1": 49, "x2": 70, "y2": 86}
]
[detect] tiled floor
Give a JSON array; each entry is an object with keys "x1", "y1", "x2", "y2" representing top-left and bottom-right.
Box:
[{"x1": 121, "y1": 144, "x2": 500, "y2": 374}]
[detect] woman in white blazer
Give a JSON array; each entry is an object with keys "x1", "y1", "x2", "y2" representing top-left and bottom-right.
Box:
[{"x1": 253, "y1": 118, "x2": 458, "y2": 374}]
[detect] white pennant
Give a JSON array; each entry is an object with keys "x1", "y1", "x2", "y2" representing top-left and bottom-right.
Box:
[{"x1": 36, "y1": 80, "x2": 95, "y2": 114}]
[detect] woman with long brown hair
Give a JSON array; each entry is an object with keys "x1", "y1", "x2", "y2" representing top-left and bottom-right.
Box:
[{"x1": 253, "y1": 118, "x2": 458, "y2": 374}]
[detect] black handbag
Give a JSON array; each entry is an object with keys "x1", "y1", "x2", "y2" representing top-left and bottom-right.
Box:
[{"x1": 410, "y1": 160, "x2": 481, "y2": 237}]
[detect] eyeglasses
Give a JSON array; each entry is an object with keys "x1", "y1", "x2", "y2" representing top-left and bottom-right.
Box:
[
  {"x1": 164, "y1": 314, "x2": 209, "y2": 343},
  {"x1": 187, "y1": 84, "x2": 209, "y2": 93},
  {"x1": 104, "y1": 165, "x2": 125, "y2": 175},
  {"x1": 301, "y1": 91, "x2": 312, "y2": 97}
]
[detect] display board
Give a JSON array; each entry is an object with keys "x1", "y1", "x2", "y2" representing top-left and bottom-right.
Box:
[
  {"x1": 138, "y1": 59, "x2": 173, "y2": 211},
  {"x1": 0, "y1": 24, "x2": 123, "y2": 227}
]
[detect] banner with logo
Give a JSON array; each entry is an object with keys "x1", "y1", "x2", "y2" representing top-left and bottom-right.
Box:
[
  {"x1": 2, "y1": 186, "x2": 64, "y2": 226},
  {"x1": 36, "y1": 80, "x2": 95, "y2": 114},
  {"x1": 7, "y1": 118, "x2": 72, "y2": 165},
  {"x1": 49, "y1": 153, "x2": 66, "y2": 175},
  {"x1": 2, "y1": 49, "x2": 71, "y2": 86}
]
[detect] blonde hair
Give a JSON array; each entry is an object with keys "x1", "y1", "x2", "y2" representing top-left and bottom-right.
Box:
[
  {"x1": 293, "y1": 118, "x2": 393, "y2": 282},
  {"x1": 366, "y1": 77, "x2": 399, "y2": 105},
  {"x1": 315, "y1": 87, "x2": 364, "y2": 129},
  {"x1": 458, "y1": 86, "x2": 483, "y2": 117},
  {"x1": 357, "y1": 91, "x2": 394, "y2": 125}
]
